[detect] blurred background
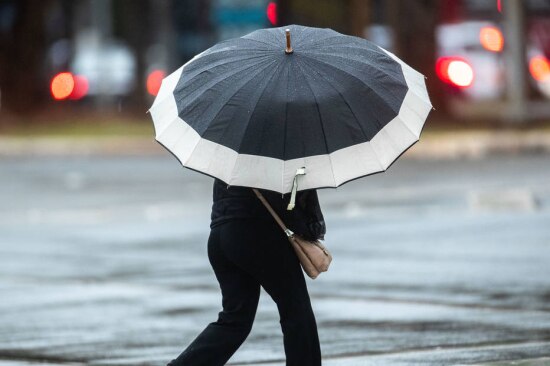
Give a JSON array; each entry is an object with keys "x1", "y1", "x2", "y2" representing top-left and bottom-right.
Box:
[
  {"x1": 1, "y1": 0, "x2": 550, "y2": 124},
  {"x1": 1, "y1": 1, "x2": 550, "y2": 365}
]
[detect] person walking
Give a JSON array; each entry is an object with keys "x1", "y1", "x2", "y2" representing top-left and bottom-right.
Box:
[
  {"x1": 152, "y1": 23, "x2": 431, "y2": 366},
  {"x1": 167, "y1": 178, "x2": 326, "y2": 366}
]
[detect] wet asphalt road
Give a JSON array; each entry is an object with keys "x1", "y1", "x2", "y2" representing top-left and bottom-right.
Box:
[{"x1": 1, "y1": 154, "x2": 549, "y2": 365}]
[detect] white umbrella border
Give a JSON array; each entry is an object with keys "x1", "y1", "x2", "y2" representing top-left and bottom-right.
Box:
[{"x1": 149, "y1": 46, "x2": 432, "y2": 194}]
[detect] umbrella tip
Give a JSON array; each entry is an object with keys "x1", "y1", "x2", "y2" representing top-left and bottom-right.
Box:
[{"x1": 285, "y1": 29, "x2": 293, "y2": 54}]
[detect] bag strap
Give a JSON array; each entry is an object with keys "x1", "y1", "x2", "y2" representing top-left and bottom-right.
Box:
[{"x1": 252, "y1": 188, "x2": 294, "y2": 238}]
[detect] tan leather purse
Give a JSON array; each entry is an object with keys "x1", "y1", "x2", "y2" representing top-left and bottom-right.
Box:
[{"x1": 252, "y1": 188, "x2": 332, "y2": 279}]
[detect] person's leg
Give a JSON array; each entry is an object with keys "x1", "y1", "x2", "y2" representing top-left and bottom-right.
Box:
[
  {"x1": 221, "y1": 219, "x2": 322, "y2": 366},
  {"x1": 168, "y1": 225, "x2": 261, "y2": 366}
]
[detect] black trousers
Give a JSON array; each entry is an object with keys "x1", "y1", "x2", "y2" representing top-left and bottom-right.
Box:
[{"x1": 169, "y1": 218, "x2": 321, "y2": 366}]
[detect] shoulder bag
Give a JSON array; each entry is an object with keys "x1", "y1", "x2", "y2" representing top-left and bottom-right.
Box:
[{"x1": 252, "y1": 188, "x2": 332, "y2": 279}]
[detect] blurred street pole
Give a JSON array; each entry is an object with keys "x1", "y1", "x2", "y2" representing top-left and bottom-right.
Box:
[
  {"x1": 388, "y1": 1, "x2": 443, "y2": 114},
  {"x1": 91, "y1": 0, "x2": 111, "y2": 40},
  {"x1": 120, "y1": 0, "x2": 150, "y2": 108},
  {"x1": 153, "y1": 0, "x2": 175, "y2": 72},
  {"x1": 275, "y1": 0, "x2": 347, "y2": 32},
  {"x1": 278, "y1": 0, "x2": 291, "y2": 26},
  {"x1": 349, "y1": 0, "x2": 371, "y2": 38},
  {"x1": 0, "y1": 0, "x2": 52, "y2": 115},
  {"x1": 503, "y1": 0, "x2": 528, "y2": 123},
  {"x1": 91, "y1": 0, "x2": 113, "y2": 110}
]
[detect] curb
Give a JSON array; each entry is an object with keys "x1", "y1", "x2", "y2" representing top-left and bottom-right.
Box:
[
  {"x1": 1, "y1": 130, "x2": 550, "y2": 159},
  {"x1": 406, "y1": 130, "x2": 550, "y2": 159}
]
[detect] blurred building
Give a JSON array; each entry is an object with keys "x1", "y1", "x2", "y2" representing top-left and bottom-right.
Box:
[
  {"x1": 1, "y1": 0, "x2": 549, "y2": 122},
  {"x1": 433, "y1": 0, "x2": 550, "y2": 121},
  {"x1": 0, "y1": 0, "x2": 275, "y2": 114}
]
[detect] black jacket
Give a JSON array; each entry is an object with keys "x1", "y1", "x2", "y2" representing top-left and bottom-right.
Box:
[{"x1": 210, "y1": 178, "x2": 326, "y2": 241}]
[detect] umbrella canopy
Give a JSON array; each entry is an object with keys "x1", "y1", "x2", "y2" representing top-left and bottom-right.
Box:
[{"x1": 149, "y1": 24, "x2": 432, "y2": 194}]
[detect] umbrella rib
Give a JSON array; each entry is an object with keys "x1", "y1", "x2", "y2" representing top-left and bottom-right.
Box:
[
  {"x1": 194, "y1": 58, "x2": 279, "y2": 139},
  {"x1": 299, "y1": 58, "x2": 406, "y2": 172},
  {"x1": 178, "y1": 54, "x2": 273, "y2": 95},
  {"x1": 300, "y1": 35, "x2": 394, "y2": 62},
  {"x1": 205, "y1": 44, "x2": 274, "y2": 55},
  {"x1": 305, "y1": 67, "x2": 421, "y2": 167},
  {"x1": 195, "y1": 38, "x2": 273, "y2": 59},
  {"x1": 304, "y1": 49, "x2": 431, "y2": 108},
  {"x1": 227, "y1": 60, "x2": 286, "y2": 189},
  {"x1": 301, "y1": 56, "x2": 428, "y2": 144},
  {"x1": 153, "y1": 55, "x2": 277, "y2": 137},
  {"x1": 295, "y1": 61, "x2": 337, "y2": 186},
  {"x1": 188, "y1": 47, "x2": 273, "y2": 71},
  {"x1": 240, "y1": 35, "x2": 278, "y2": 48},
  {"x1": 301, "y1": 56, "x2": 383, "y2": 133},
  {"x1": 247, "y1": 26, "x2": 301, "y2": 47},
  {"x1": 178, "y1": 58, "x2": 275, "y2": 128},
  {"x1": 210, "y1": 58, "x2": 280, "y2": 151},
  {"x1": 299, "y1": 54, "x2": 404, "y2": 116},
  {"x1": 308, "y1": 43, "x2": 391, "y2": 59},
  {"x1": 300, "y1": 57, "x2": 370, "y2": 143},
  {"x1": 234, "y1": 59, "x2": 285, "y2": 154},
  {"x1": 298, "y1": 34, "x2": 347, "y2": 48},
  {"x1": 282, "y1": 61, "x2": 290, "y2": 194},
  {"x1": 299, "y1": 50, "x2": 407, "y2": 92},
  {"x1": 174, "y1": 60, "x2": 277, "y2": 169},
  {"x1": 197, "y1": 46, "x2": 273, "y2": 60},
  {"x1": 299, "y1": 34, "x2": 392, "y2": 56},
  {"x1": 307, "y1": 64, "x2": 423, "y2": 164}
]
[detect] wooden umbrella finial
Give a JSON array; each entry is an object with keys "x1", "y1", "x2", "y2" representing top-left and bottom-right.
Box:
[{"x1": 285, "y1": 29, "x2": 293, "y2": 54}]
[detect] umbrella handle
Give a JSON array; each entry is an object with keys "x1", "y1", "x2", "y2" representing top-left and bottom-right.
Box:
[
  {"x1": 287, "y1": 167, "x2": 306, "y2": 210},
  {"x1": 285, "y1": 29, "x2": 293, "y2": 54}
]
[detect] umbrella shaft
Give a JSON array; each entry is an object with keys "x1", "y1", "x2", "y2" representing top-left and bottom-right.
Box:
[{"x1": 285, "y1": 29, "x2": 293, "y2": 54}]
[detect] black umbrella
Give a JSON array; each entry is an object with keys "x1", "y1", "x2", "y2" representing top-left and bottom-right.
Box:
[{"x1": 149, "y1": 24, "x2": 432, "y2": 198}]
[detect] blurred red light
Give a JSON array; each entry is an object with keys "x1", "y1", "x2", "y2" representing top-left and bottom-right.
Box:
[
  {"x1": 147, "y1": 70, "x2": 165, "y2": 96},
  {"x1": 447, "y1": 60, "x2": 474, "y2": 87},
  {"x1": 267, "y1": 2, "x2": 277, "y2": 26},
  {"x1": 480, "y1": 26, "x2": 504, "y2": 52},
  {"x1": 436, "y1": 57, "x2": 474, "y2": 88},
  {"x1": 529, "y1": 56, "x2": 550, "y2": 82},
  {"x1": 51, "y1": 72, "x2": 75, "y2": 100},
  {"x1": 69, "y1": 75, "x2": 89, "y2": 100},
  {"x1": 436, "y1": 57, "x2": 452, "y2": 84}
]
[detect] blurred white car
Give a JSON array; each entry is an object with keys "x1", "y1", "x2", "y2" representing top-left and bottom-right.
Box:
[
  {"x1": 48, "y1": 29, "x2": 137, "y2": 101},
  {"x1": 436, "y1": 20, "x2": 550, "y2": 100},
  {"x1": 71, "y1": 30, "x2": 136, "y2": 97}
]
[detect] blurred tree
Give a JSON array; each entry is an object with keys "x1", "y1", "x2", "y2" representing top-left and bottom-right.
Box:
[
  {"x1": 277, "y1": 0, "x2": 349, "y2": 33},
  {"x1": 0, "y1": 0, "x2": 53, "y2": 115},
  {"x1": 113, "y1": 0, "x2": 151, "y2": 107},
  {"x1": 173, "y1": 0, "x2": 213, "y2": 63},
  {"x1": 388, "y1": 0, "x2": 444, "y2": 113},
  {"x1": 349, "y1": 0, "x2": 371, "y2": 38},
  {"x1": 277, "y1": 0, "x2": 291, "y2": 26},
  {"x1": 277, "y1": 0, "x2": 443, "y2": 113},
  {"x1": 503, "y1": 0, "x2": 528, "y2": 123}
]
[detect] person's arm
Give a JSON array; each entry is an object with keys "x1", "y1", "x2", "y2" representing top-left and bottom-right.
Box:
[{"x1": 290, "y1": 189, "x2": 326, "y2": 241}]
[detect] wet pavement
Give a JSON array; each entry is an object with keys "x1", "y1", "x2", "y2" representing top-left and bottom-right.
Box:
[{"x1": 1, "y1": 154, "x2": 549, "y2": 365}]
